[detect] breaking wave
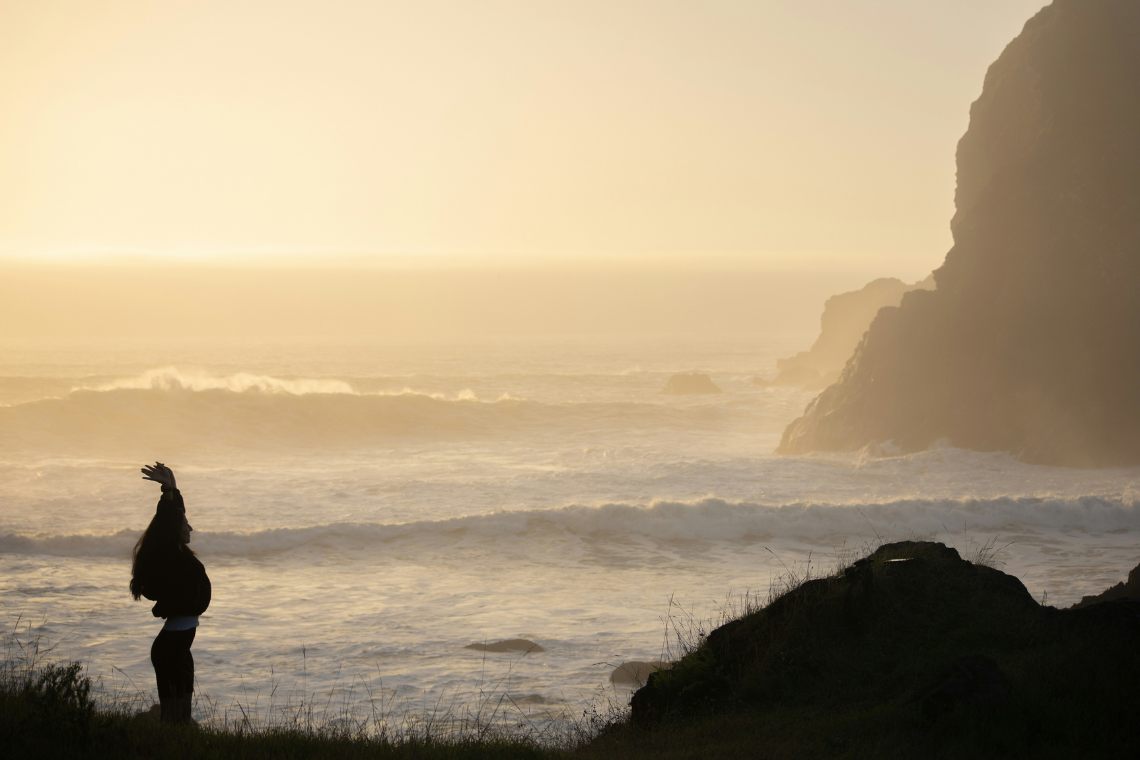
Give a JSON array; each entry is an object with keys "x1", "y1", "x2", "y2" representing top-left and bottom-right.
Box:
[
  {"x1": 79, "y1": 367, "x2": 359, "y2": 396},
  {"x1": 3, "y1": 496, "x2": 1135, "y2": 559},
  {"x1": 0, "y1": 369, "x2": 733, "y2": 453}
]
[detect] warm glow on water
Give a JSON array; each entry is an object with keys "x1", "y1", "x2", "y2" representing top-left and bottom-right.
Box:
[
  {"x1": 0, "y1": 264, "x2": 868, "y2": 343},
  {"x1": 2, "y1": 340, "x2": 1137, "y2": 727}
]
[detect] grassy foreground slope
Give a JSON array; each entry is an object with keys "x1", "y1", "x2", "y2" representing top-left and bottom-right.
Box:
[
  {"x1": 5, "y1": 542, "x2": 1138, "y2": 758},
  {"x1": 1, "y1": 674, "x2": 555, "y2": 760}
]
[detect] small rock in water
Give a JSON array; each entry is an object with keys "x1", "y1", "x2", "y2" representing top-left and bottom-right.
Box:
[
  {"x1": 464, "y1": 638, "x2": 545, "y2": 653},
  {"x1": 610, "y1": 660, "x2": 668, "y2": 685},
  {"x1": 662, "y1": 372, "x2": 721, "y2": 395}
]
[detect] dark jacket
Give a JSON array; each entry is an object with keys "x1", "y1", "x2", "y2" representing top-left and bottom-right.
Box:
[
  {"x1": 144, "y1": 552, "x2": 211, "y2": 619},
  {"x1": 139, "y1": 489, "x2": 212, "y2": 619}
]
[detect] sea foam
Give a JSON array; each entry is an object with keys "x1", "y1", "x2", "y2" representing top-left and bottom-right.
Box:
[{"x1": 80, "y1": 367, "x2": 358, "y2": 395}]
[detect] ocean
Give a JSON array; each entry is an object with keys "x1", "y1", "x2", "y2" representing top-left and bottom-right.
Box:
[{"x1": 1, "y1": 336, "x2": 1137, "y2": 732}]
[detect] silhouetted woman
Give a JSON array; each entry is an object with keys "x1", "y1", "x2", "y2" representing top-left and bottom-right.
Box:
[{"x1": 130, "y1": 462, "x2": 211, "y2": 723}]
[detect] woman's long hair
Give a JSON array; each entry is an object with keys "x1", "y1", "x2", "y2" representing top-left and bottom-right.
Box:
[{"x1": 130, "y1": 508, "x2": 193, "y2": 600}]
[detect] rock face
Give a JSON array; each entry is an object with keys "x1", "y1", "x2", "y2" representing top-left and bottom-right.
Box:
[
  {"x1": 780, "y1": 0, "x2": 1140, "y2": 466},
  {"x1": 630, "y1": 541, "x2": 1140, "y2": 756},
  {"x1": 662, "y1": 372, "x2": 721, "y2": 395},
  {"x1": 763, "y1": 276, "x2": 933, "y2": 390}
]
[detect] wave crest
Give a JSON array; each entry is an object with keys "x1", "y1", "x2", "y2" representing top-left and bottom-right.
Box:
[
  {"x1": 3, "y1": 496, "x2": 1135, "y2": 559},
  {"x1": 80, "y1": 367, "x2": 357, "y2": 395},
  {"x1": 0, "y1": 370, "x2": 710, "y2": 453}
]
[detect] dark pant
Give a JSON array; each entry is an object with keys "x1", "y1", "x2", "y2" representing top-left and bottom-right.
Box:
[{"x1": 150, "y1": 627, "x2": 196, "y2": 722}]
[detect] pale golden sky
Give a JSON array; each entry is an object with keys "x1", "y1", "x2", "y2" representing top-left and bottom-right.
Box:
[{"x1": 1, "y1": 0, "x2": 1044, "y2": 279}]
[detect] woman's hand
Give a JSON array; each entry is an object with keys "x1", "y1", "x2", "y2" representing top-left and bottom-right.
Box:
[{"x1": 141, "y1": 462, "x2": 177, "y2": 489}]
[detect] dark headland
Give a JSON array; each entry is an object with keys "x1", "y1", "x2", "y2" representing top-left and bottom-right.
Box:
[{"x1": 780, "y1": 0, "x2": 1140, "y2": 466}]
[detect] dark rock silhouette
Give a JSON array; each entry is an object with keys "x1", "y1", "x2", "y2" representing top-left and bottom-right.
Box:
[
  {"x1": 780, "y1": 0, "x2": 1140, "y2": 466},
  {"x1": 761, "y1": 276, "x2": 933, "y2": 390},
  {"x1": 918, "y1": 654, "x2": 1011, "y2": 722},
  {"x1": 1073, "y1": 561, "x2": 1140, "y2": 608},
  {"x1": 464, "y1": 638, "x2": 545, "y2": 654},
  {"x1": 630, "y1": 541, "x2": 1140, "y2": 756},
  {"x1": 662, "y1": 372, "x2": 721, "y2": 395}
]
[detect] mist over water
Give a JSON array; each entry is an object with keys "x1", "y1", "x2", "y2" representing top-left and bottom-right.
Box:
[{"x1": 2, "y1": 337, "x2": 1137, "y2": 728}]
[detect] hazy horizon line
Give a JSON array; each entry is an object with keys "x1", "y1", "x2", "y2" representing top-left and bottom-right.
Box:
[{"x1": 0, "y1": 251, "x2": 937, "y2": 280}]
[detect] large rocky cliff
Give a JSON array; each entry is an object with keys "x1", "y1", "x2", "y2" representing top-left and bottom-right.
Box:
[{"x1": 780, "y1": 0, "x2": 1140, "y2": 466}]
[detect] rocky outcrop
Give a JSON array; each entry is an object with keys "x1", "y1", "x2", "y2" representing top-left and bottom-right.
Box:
[
  {"x1": 780, "y1": 0, "x2": 1140, "y2": 466},
  {"x1": 662, "y1": 373, "x2": 721, "y2": 395},
  {"x1": 1073, "y1": 561, "x2": 1140, "y2": 608},
  {"x1": 762, "y1": 276, "x2": 933, "y2": 390},
  {"x1": 630, "y1": 541, "x2": 1140, "y2": 756}
]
